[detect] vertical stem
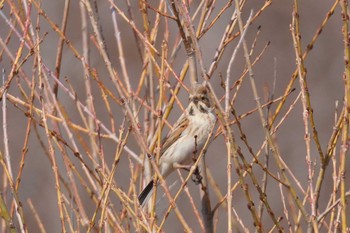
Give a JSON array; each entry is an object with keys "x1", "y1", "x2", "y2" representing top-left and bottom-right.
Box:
[
  {"x1": 53, "y1": 0, "x2": 70, "y2": 97},
  {"x1": 291, "y1": 1, "x2": 318, "y2": 232},
  {"x1": 226, "y1": 141, "x2": 232, "y2": 233},
  {"x1": 339, "y1": 1, "x2": 350, "y2": 231}
]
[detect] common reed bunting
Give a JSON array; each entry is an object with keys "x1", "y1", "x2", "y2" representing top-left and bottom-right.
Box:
[{"x1": 138, "y1": 84, "x2": 216, "y2": 205}]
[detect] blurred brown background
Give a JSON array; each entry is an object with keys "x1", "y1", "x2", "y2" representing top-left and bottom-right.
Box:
[{"x1": 0, "y1": 0, "x2": 349, "y2": 232}]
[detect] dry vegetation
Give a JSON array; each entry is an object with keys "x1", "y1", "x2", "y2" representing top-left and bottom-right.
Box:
[{"x1": 0, "y1": 0, "x2": 349, "y2": 232}]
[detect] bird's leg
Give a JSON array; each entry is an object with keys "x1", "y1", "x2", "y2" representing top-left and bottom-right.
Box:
[
  {"x1": 191, "y1": 167, "x2": 202, "y2": 185},
  {"x1": 173, "y1": 163, "x2": 202, "y2": 185},
  {"x1": 172, "y1": 162, "x2": 192, "y2": 171}
]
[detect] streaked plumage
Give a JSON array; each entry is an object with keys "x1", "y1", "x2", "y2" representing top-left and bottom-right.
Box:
[{"x1": 138, "y1": 85, "x2": 216, "y2": 205}]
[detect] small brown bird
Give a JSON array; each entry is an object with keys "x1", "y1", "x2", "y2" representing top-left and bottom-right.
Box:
[{"x1": 138, "y1": 84, "x2": 216, "y2": 205}]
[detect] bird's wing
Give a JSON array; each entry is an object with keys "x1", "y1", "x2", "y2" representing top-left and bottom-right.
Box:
[{"x1": 160, "y1": 114, "x2": 189, "y2": 155}]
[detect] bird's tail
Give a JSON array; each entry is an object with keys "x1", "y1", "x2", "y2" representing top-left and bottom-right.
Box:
[{"x1": 138, "y1": 180, "x2": 155, "y2": 205}]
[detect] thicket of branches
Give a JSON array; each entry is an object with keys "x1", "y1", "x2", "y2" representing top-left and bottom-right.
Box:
[{"x1": 0, "y1": 0, "x2": 349, "y2": 232}]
